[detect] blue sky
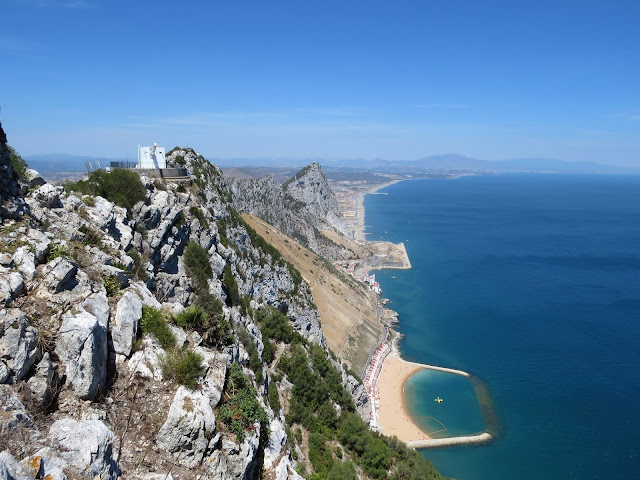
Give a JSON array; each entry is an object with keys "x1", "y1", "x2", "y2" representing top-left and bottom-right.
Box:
[{"x1": 1, "y1": 0, "x2": 639, "y2": 165}]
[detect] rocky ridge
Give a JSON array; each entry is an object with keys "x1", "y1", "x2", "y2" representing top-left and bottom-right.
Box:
[
  {"x1": 0, "y1": 131, "x2": 371, "y2": 479},
  {"x1": 0, "y1": 127, "x2": 445, "y2": 480},
  {"x1": 226, "y1": 163, "x2": 355, "y2": 260}
]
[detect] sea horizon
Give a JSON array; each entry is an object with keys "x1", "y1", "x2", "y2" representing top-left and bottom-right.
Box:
[{"x1": 364, "y1": 173, "x2": 640, "y2": 480}]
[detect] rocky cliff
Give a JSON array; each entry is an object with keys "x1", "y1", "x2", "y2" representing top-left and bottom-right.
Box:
[
  {"x1": 226, "y1": 163, "x2": 355, "y2": 260},
  {"x1": 0, "y1": 136, "x2": 445, "y2": 480}
]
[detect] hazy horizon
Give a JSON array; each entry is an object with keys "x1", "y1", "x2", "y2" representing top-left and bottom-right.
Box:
[{"x1": 1, "y1": 1, "x2": 639, "y2": 167}]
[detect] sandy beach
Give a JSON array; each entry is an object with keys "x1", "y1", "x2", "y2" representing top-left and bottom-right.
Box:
[{"x1": 377, "y1": 352, "x2": 432, "y2": 442}]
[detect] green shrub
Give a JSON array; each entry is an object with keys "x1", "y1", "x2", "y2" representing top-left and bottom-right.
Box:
[
  {"x1": 78, "y1": 225, "x2": 103, "y2": 247},
  {"x1": 103, "y1": 274, "x2": 121, "y2": 297},
  {"x1": 217, "y1": 363, "x2": 268, "y2": 441},
  {"x1": 140, "y1": 305, "x2": 175, "y2": 349},
  {"x1": 189, "y1": 206, "x2": 209, "y2": 228},
  {"x1": 162, "y1": 347, "x2": 206, "y2": 389},
  {"x1": 268, "y1": 382, "x2": 281, "y2": 413},
  {"x1": 256, "y1": 306, "x2": 299, "y2": 344},
  {"x1": 8, "y1": 146, "x2": 28, "y2": 181},
  {"x1": 222, "y1": 263, "x2": 240, "y2": 307},
  {"x1": 184, "y1": 241, "x2": 212, "y2": 296},
  {"x1": 82, "y1": 196, "x2": 96, "y2": 207},
  {"x1": 128, "y1": 250, "x2": 150, "y2": 282},
  {"x1": 65, "y1": 169, "x2": 146, "y2": 214},
  {"x1": 174, "y1": 302, "x2": 231, "y2": 348},
  {"x1": 46, "y1": 243, "x2": 70, "y2": 262},
  {"x1": 174, "y1": 305, "x2": 206, "y2": 328}
]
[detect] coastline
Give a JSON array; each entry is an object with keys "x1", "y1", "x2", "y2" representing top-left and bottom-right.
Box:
[{"x1": 358, "y1": 178, "x2": 494, "y2": 448}]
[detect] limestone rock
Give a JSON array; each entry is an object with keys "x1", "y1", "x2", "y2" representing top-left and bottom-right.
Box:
[
  {"x1": 195, "y1": 348, "x2": 228, "y2": 408},
  {"x1": 345, "y1": 372, "x2": 371, "y2": 425},
  {"x1": 128, "y1": 281, "x2": 162, "y2": 309},
  {"x1": 0, "y1": 309, "x2": 39, "y2": 382},
  {"x1": 111, "y1": 291, "x2": 142, "y2": 358},
  {"x1": 264, "y1": 416, "x2": 288, "y2": 469},
  {"x1": 26, "y1": 353, "x2": 57, "y2": 408},
  {"x1": 49, "y1": 418, "x2": 118, "y2": 479},
  {"x1": 204, "y1": 432, "x2": 260, "y2": 480},
  {"x1": 12, "y1": 246, "x2": 36, "y2": 281},
  {"x1": 55, "y1": 294, "x2": 108, "y2": 400},
  {"x1": 0, "y1": 272, "x2": 24, "y2": 306},
  {"x1": 157, "y1": 386, "x2": 216, "y2": 467},
  {"x1": 126, "y1": 336, "x2": 163, "y2": 381},
  {"x1": 0, "y1": 384, "x2": 34, "y2": 433},
  {"x1": 40, "y1": 257, "x2": 77, "y2": 294},
  {"x1": 33, "y1": 184, "x2": 63, "y2": 209},
  {"x1": 275, "y1": 455, "x2": 305, "y2": 480},
  {"x1": 23, "y1": 168, "x2": 45, "y2": 190},
  {"x1": 20, "y1": 450, "x2": 67, "y2": 480},
  {"x1": 0, "y1": 451, "x2": 32, "y2": 480}
]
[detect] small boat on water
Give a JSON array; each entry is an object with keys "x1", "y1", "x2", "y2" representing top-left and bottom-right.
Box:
[{"x1": 434, "y1": 397, "x2": 443, "y2": 403}]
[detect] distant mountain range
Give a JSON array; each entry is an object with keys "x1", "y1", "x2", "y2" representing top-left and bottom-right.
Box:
[{"x1": 25, "y1": 152, "x2": 640, "y2": 177}]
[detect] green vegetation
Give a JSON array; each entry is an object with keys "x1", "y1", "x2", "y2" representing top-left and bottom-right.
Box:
[
  {"x1": 162, "y1": 347, "x2": 206, "y2": 390},
  {"x1": 140, "y1": 305, "x2": 175, "y2": 349},
  {"x1": 222, "y1": 263, "x2": 241, "y2": 307},
  {"x1": 8, "y1": 146, "x2": 28, "y2": 181},
  {"x1": 103, "y1": 274, "x2": 122, "y2": 297},
  {"x1": 237, "y1": 326, "x2": 263, "y2": 383},
  {"x1": 267, "y1": 382, "x2": 281, "y2": 413},
  {"x1": 45, "y1": 243, "x2": 70, "y2": 263},
  {"x1": 78, "y1": 224, "x2": 104, "y2": 247},
  {"x1": 65, "y1": 169, "x2": 147, "y2": 214},
  {"x1": 217, "y1": 362, "x2": 268, "y2": 442},
  {"x1": 255, "y1": 306, "x2": 300, "y2": 344},
  {"x1": 173, "y1": 303, "x2": 232, "y2": 348},
  {"x1": 127, "y1": 250, "x2": 150, "y2": 282},
  {"x1": 278, "y1": 341, "x2": 448, "y2": 480},
  {"x1": 189, "y1": 206, "x2": 210, "y2": 228},
  {"x1": 183, "y1": 240, "x2": 212, "y2": 297}
]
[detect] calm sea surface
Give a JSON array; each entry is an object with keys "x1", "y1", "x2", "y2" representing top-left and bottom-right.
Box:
[{"x1": 364, "y1": 174, "x2": 640, "y2": 480}]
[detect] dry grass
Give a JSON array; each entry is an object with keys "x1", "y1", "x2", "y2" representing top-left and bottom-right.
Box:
[{"x1": 242, "y1": 214, "x2": 383, "y2": 376}]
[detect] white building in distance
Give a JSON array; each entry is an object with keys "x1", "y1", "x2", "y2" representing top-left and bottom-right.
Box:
[{"x1": 138, "y1": 143, "x2": 166, "y2": 169}]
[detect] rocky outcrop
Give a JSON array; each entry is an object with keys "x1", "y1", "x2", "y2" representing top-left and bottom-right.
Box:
[
  {"x1": 227, "y1": 163, "x2": 354, "y2": 260},
  {"x1": 55, "y1": 294, "x2": 109, "y2": 400},
  {"x1": 0, "y1": 141, "x2": 376, "y2": 480},
  {"x1": 0, "y1": 309, "x2": 39, "y2": 383},
  {"x1": 111, "y1": 291, "x2": 142, "y2": 359},
  {"x1": 157, "y1": 386, "x2": 216, "y2": 467},
  {"x1": 48, "y1": 418, "x2": 118, "y2": 479}
]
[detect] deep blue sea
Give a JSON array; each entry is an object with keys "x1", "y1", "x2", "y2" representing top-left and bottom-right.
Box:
[{"x1": 364, "y1": 174, "x2": 640, "y2": 480}]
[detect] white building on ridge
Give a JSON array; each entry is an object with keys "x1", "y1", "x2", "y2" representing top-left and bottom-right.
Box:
[{"x1": 138, "y1": 143, "x2": 166, "y2": 169}]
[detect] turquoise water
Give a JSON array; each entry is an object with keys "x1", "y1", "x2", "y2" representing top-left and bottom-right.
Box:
[
  {"x1": 364, "y1": 174, "x2": 640, "y2": 480},
  {"x1": 404, "y1": 369, "x2": 484, "y2": 438}
]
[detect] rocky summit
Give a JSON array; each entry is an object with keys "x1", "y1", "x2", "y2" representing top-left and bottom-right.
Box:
[
  {"x1": 227, "y1": 162, "x2": 355, "y2": 260},
  {"x1": 0, "y1": 125, "x2": 446, "y2": 480}
]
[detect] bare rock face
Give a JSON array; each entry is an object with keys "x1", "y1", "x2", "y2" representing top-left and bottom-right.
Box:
[
  {"x1": 227, "y1": 162, "x2": 353, "y2": 260},
  {"x1": 26, "y1": 352, "x2": 57, "y2": 408},
  {"x1": 157, "y1": 386, "x2": 217, "y2": 467},
  {"x1": 0, "y1": 309, "x2": 39, "y2": 383},
  {"x1": 126, "y1": 336, "x2": 164, "y2": 380},
  {"x1": 0, "y1": 273, "x2": 24, "y2": 306},
  {"x1": 204, "y1": 432, "x2": 260, "y2": 480},
  {"x1": 40, "y1": 257, "x2": 78, "y2": 294},
  {"x1": 111, "y1": 291, "x2": 143, "y2": 359},
  {"x1": 55, "y1": 294, "x2": 109, "y2": 400},
  {"x1": 48, "y1": 418, "x2": 118, "y2": 479}
]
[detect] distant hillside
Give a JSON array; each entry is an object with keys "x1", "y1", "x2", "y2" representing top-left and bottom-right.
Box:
[{"x1": 26, "y1": 152, "x2": 640, "y2": 179}]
